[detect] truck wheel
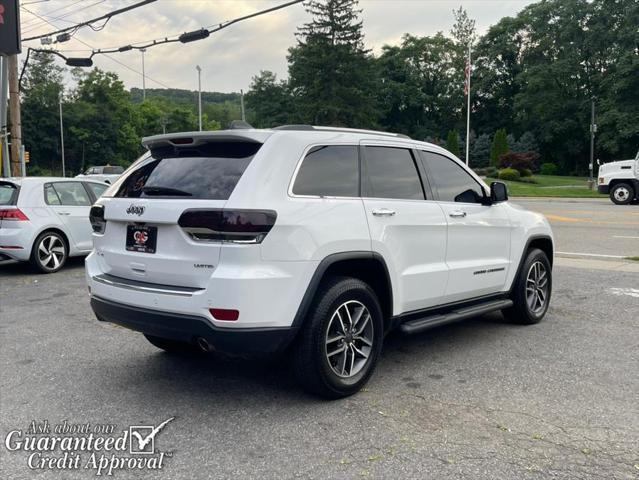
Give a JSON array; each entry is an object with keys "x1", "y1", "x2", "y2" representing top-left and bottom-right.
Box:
[
  {"x1": 293, "y1": 277, "x2": 384, "y2": 398},
  {"x1": 503, "y1": 248, "x2": 552, "y2": 325},
  {"x1": 610, "y1": 183, "x2": 634, "y2": 205},
  {"x1": 144, "y1": 334, "x2": 201, "y2": 354}
]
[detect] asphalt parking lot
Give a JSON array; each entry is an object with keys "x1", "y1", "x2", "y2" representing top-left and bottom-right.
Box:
[{"x1": 1, "y1": 199, "x2": 638, "y2": 479}]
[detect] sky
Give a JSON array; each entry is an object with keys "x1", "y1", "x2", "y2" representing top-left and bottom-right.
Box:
[{"x1": 18, "y1": 0, "x2": 535, "y2": 93}]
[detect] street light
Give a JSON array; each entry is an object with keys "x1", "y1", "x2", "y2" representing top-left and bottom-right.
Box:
[
  {"x1": 141, "y1": 48, "x2": 147, "y2": 101},
  {"x1": 196, "y1": 65, "x2": 202, "y2": 131}
]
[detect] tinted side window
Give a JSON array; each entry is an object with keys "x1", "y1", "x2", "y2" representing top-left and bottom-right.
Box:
[
  {"x1": 50, "y1": 182, "x2": 91, "y2": 206},
  {"x1": 364, "y1": 147, "x2": 424, "y2": 200},
  {"x1": 421, "y1": 152, "x2": 484, "y2": 203},
  {"x1": 293, "y1": 145, "x2": 359, "y2": 197}
]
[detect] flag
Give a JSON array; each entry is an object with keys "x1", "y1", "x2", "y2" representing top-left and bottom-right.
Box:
[{"x1": 464, "y1": 57, "x2": 471, "y2": 96}]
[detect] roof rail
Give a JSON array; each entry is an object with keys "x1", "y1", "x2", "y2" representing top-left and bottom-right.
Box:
[{"x1": 273, "y1": 124, "x2": 411, "y2": 139}]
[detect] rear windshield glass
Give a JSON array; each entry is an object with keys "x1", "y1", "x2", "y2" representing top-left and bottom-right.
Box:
[
  {"x1": 0, "y1": 182, "x2": 18, "y2": 205},
  {"x1": 103, "y1": 166, "x2": 124, "y2": 175},
  {"x1": 114, "y1": 142, "x2": 261, "y2": 200}
]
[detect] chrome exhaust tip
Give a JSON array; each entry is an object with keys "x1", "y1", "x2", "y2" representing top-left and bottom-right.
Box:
[{"x1": 196, "y1": 337, "x2": 212, "y2": 353}]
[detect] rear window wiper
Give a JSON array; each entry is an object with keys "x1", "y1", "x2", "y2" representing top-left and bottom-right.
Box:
[{"x1": 141, "y1": 186, "x2": 193, "y2": 196}]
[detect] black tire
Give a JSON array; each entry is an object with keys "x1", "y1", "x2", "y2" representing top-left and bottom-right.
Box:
[
  {"x1": 609, "y1": 182, "x2": 634, "y2": 205},
  {"x1": 30, "y1": 231, "x2": 68, "y2": 273},
  {"x1": 503, "y1": 248, "x2": 552, "y2": 325},
  {"x1": 293, "y1": 276, "x2": 384, "y2": 399},
  {"x1": 144, "y1": 334, "x2": 201, "y2": 355}
]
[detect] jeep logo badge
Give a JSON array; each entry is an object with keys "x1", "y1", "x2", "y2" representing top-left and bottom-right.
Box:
[{"x1": 126, "y1": 204, "x2": 145, "y2": 216}]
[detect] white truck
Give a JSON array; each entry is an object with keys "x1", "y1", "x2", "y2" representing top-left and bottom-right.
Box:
[{"x1": 597, "y1": 150, "x2": 639, "y2": 205}]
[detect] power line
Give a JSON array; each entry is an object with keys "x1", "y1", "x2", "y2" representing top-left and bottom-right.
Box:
[
  {"x1": 22, "y1": 0, "x2": 156, "y2": 42},
  {"x1": 21, "y1": 7, "x2": 171, "y2": 89},
  {"x1": 33, "y1": 0, "x2": 304, "y2": 61},
  {"x1": 21, "y1": 1, "x2": 106, "y2": 33}
]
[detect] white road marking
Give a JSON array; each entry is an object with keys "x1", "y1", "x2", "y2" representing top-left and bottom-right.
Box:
[
  {"x1": 557, "y1": 251, "x2": 625, "y2": 259},
  {"x1": 609, "y1": 288, "x2": 639, "y2": 299},
  {"x1": 613, "y1": 236, "x2": 639, "y2": 239}
]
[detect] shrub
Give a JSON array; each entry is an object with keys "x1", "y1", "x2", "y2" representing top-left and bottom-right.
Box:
[
  {"x1": 539, "y1": 163, "x2": 558, "y2": 176},
  {"x1": 498, "y1": 168, "x2": 520, "y2": 181},
  {"x1": 474, "y1": 166, "x2": 498, "y2": 178},
  {"x1": 498, "y1": 151, "x2": 540, "y2": 173},
  {"x1": 490, "y1": 129, "x2": 509, "y2": 167},
  {"x1": 520, "y1": 168, "x2": 533, "y2": 177},
  {"x1": 518, "y1": 176, "x2": 538, "y2": 184}
]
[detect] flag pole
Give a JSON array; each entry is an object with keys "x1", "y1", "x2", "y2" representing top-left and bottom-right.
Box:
[{"x1": 465, "y1": 41, "x2": 471, "y2": 166}]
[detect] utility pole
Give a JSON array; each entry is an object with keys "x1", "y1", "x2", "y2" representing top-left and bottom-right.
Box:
[
  {"x1": 160, "y1": 117, "x2": 168, "y2": 134},
  {"x1": 240, "y1": 89, "x2": 246, "y2": 122},
  {"x1": 588, "y1": 98, "x2": 596, "y2": 190},
  {"x1": 0, "y1": 57, "x2": 10, "y2": 177},
  {"x1": 8, "y1": 54, "x2": 22, "y2": 176},
  {"x1": 141, "y1": 48, "x2": 147, "y2": 100},
  {"x1": 59, "y1": 95, "x2": 66, "y2": 177},
  {"x1": 465, "y1": 42, "x2": 471, "y2": 166},
  {"x1": 196, "y1": 65, "x2": 202, "y2": 131}
]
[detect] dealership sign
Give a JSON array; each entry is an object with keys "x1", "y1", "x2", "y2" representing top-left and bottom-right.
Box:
[{"x1": 0, "y1": 0, "x2": 21, "y2": 55}]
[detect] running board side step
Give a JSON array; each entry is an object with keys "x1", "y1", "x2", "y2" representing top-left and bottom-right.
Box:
[{"x1": 399, "y1": 299, "x2": 513, "y2": 335}]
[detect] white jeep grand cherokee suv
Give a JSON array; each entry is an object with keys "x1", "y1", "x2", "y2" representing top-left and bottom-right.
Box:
[{"x1": 86, "y1": 125, "x2": 554, "y2": 398}]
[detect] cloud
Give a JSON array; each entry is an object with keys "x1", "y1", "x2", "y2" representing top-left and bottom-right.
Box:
[{"x1": 20, "y1": 0, "x2": 533, "y2": 93}]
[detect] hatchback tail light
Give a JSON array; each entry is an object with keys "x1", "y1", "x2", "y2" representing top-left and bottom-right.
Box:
[
  {"x1": 0, "y1": 208, "x2": 29, "y2": 221},
  {"x1": 178, "y1": 209, "x2": 277, "y2": 244},
  {"x1": 89, "y1": 205, "x2": 106, "y2": 233}
]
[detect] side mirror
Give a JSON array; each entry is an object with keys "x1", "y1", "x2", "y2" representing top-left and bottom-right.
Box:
[
  {"x1": 490, "y1": 182, "x2": 508, "y2": 203},
  {"x1": 596, "y1": 159, "x2": 601, "y2": 166}
]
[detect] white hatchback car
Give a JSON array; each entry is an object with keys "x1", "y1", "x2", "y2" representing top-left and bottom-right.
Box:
[{"x1": 0, "y1": 177, "x2": 108, "y2": 272}]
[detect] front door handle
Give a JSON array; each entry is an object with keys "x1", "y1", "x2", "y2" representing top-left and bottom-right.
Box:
[
  {"x1": 449, "y1": 210, "x2": 467, "y2": 218},
  {"x1": 372, "y1": 208, "x2": 396, "y2": 217},
  {"x1": 58, "y1": 212, "x2": 71, "y2": 216}
]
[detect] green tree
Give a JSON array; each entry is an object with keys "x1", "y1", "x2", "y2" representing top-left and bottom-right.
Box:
[
  {"x1": 245, "y1": 71, "x2": 292, "y2": 128},
  {"x1": 21, "y1": 51, "x2": 65, "y2": 174},
  {"x1": 287, "y1": 0, "x2": 378, "y2": 127},
  {"x1": 490, "y1": 129, "x2": 509, "y2": 166},
  {"x1": 377, "y1": 33, "x2": 457, "y2": 139},
  {"x1": 471, "y1": 133, "x2": 492, "y2": 167},
  {"x1": 446, "y1": 130, "x2": 461, "y2": 157}
]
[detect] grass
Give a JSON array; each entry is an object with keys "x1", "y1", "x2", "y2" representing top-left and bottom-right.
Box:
[
  {"x1": 625, "y1": 257, "x2": 639, "y2": 262},
  {"x1": 486, "y1": 175, "x2": 604, "y2": 198}
]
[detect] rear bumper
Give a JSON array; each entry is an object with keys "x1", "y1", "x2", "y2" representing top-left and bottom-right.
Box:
[
  {"x1": 597, "y1": 185, "x2": 609, "y2": 194},
  {"x1": 91, "y1": 296, "x2": 297, "y2": 354}
]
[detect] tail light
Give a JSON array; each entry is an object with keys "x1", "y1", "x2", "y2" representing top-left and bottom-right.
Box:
[
  {"x1": 0, "y1": 208, "x2": 29, "y2": 221},
  {"x1": 178, "y1": 209, "x2": 276, "y2": 244},
  {"x1": 89, "y1": 205, "x2": 106, "y2": 233}
]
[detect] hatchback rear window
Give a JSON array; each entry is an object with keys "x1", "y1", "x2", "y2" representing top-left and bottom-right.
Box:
[
  {"x1": 0, "y1": 182, "x2": 18, "y2": 205},
  {"x1": 114, "y1": 142, "x2": 261, "y2": 200}
]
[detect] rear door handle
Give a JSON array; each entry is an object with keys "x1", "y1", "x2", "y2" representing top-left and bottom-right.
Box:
[
  {"x1": 449, "y1": 210, "x2": 467, "y2": 218},
  {"x1": 372, "y1": 208, "x2": 396, "y2": 217},
  {"x1": 58, "y1": 212, "x2": 71, "y2": 216}
]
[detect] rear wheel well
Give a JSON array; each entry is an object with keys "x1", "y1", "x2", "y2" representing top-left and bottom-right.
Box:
[
  {"x1": 31, "y1": 228, "x2": 70, "y2": 257},
  {"x1": 320, "y1": 257, "x2": 393, "y2": 326},
  {"x1": 528, "y1": 237, "x2": 553, "y2": 267}
]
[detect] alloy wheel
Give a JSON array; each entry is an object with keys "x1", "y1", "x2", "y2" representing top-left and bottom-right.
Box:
[
  {"x1": 38, "y1": 235, "x2": 66, "y2": 271},
  {"x1": 325, "y1": 300, "x2": 374, "y2": 378},
  {"x1": 525, "y1": 261, "x2": 549, "y2": 314}
]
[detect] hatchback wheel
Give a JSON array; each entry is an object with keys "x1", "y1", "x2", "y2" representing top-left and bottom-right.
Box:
[
  {"x1": 293, "y1": 276, "x2": 383, "y2": 398},
  {"x1": 31, "y1": 232, "x2": 68, "y2": 273}
]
